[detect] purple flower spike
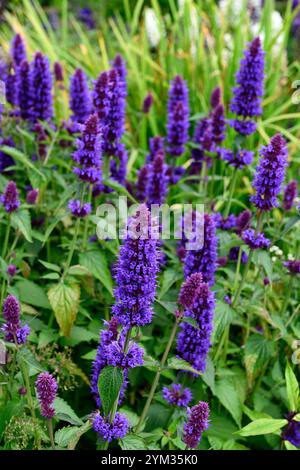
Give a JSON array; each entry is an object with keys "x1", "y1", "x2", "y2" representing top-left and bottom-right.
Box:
[
  {"x1": 146, "y1": 150, "x2": 168, "y2": 205},
  {"x1": 147, "y1": 136, "x2": 164, "y2": 164},
  {"x1": 166, "y1": 76, "x2": 189, "y2": 157},
  {"x1": 142, "y1": 93, "x2": 153, "y2": 113},
  {"x1": 183, "y1": 401, "x2": 210, "y2": 449},
  {"x1": 93, "y1": 71, "x2": 110, "y2": 122},
  {"x1": 7, "y1": 264, "x2": 17, "y2": 277},
  {"x1": 17, "y1": 59, "x2": 32, "y2": 120},
  {"x1": 163, "y1": 384, "x2": 192, "y2": 407},
  {"x1": 184, "y1": 214, "x2": 218, "y2": 286},
  {"x1": 284, "y1": 260, "x2": 300, "y2": 275},
  {"x1": 68, "y1": 199, "x2": 91, "y2": 218},
  {"x1": 112, "y1": 54, "x2": 127, "y2": 95},
  {"x1": 30, "y1": 52, "x2": 53, "y2": 121},
  {"x1": 11, "y1": 34, "x2": 26, "y2": 67},
  {"x1": 26, "y1": 188, "x2": 39, "y2": 205},
  {"x1": 5, "y1": 72, "x2": 17, "y2": 106},
  {"x1": 219, "y1": 148, "x2": 253, "y2": 169},
  {"x1": 210, "y1": 87, "x2": 221, "y2": 108},
  {"x1": 1, "y1": 181, "x2": 20, "y2": 213},
  {"x1": 70, "y1": 68, "x2": 92, "y2": 124},
  {"x1": 250, "y1": 134, "x2": 288, "y2": 211},
  {"x1": 112, "y1": 205, "x2": 159, "y2": 327},
  {"x1": 236, "y1": 210, "x2": 252, "y2": 235},
  {"x1": 230, "y1": 37, "x2": 265, "y2": 136},
  {"x1": 2, "y1": 294, "x2": 30, "y2": 345},
  {"x1": 283, "y1": 180, "x2": 298, "y2": 211},
  {"x1": 103, "y1": 68, "x2": 126, "y2": 155},
  {"x1": 35, "y1": 372, "x2": 58, "y2": 419},
  {"x1": 72, "y1": 113, "x2": 102, "y2": 184},
  {"x1": 178, "y1": 272, "x2": 203, "y2": 310},
  {"x1": 92, "y1": 412, "x2": 129, "y2": 442},
  {"x1": 136, "y1": 165, "x2": 149, "y2": 202},
  {"x1": 242, "y1": 229, "x2": 270, "y2": 250},
  {"x1": 54, "y1": 62, "x2": 64, "y2": 82}
]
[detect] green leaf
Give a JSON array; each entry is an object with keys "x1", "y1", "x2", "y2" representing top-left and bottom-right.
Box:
[
  {"x1": 236, "y1": 419, "x2": 288, "y2": 437},
  {"x1": 214, "y1": 376, "x2": 243, "y2": 426},
  {"x1": 181, "y1": 316, "x2": 200, "y2": 330},
  {"x1": 158, "y1": 269, "x2": 182, "y2": 299},
  {"x1": 55, "y1": 426, "x2": 80, "y2": 448},
  {"x1": 167, "y1": 357, "x2": 202, "y2": 376},
  {"x1": 98, "y1": 366, "x2": 123, "y2": 416},
  {"x1": 42, "y1": 273, "x2": 60, "y2": 280},
  {"x1": 244, "y1": 334, "x2": 275, "y2": 389},
  {"x1": 11, "y1": 209, "x2": 32, "y2": 242},
  {"x1": 254, "y1": 250, "x2": 273, "y2": 281},
  {"x1": 81, "y1": 349, "x2": 97, "y2": 361},
  {"x1": 39, "y1": 260, "x2": 61, "y2": 272},
  {"x1": 285, "y1": 363, "x2": 299, "y2": 411},
  {"x1": 15, "y1": 279, "x2": 51, "y2": 309},
  {"x1": 213, "y1": 301, "x2": 236, "y2": 340},
  {"x1": 120, "y1": 435, "x2": 148, "y2": 450},
  {"x1": 0, "y1": 145, "x2": 46, "y2": 181},
  {"x1": 53, "y1": 397, "x2": 83, "y2": 426},
  {"x1": 47, "y1": 282, "x2": 80, "y2": 336},
  {"x1": 79, "y1": 251, "x2": 113, "y2": 295}
]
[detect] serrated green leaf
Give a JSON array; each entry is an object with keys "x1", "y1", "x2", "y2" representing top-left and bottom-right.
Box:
[
  {"x1": 214, "y1": 376, "x2": 243, "y2": 426},
  {"x1": 285, "y1": 363, "x2": 299, "y2": 412},
  {"x1": 39, "y1": 260, "x2": 61, "y2": 272},
  {"x1": 98, "y1": 366, "x2": 123, "y2": 416},
  {"x1": 158, "y1": 269, "x2": 182, "y2": 299},
  {"x1": 15, "y1": 279, "x2": 51, "y2": 309},
  {"x1": 120, "y1": 435, "x2": 147, "y2": 450},
  {"x1": 53, "y1": 397, "x2": 83, "y2": 426},
  {"x1": 11, "y1": 209, "x2": 32, "y2": 242},
  {"x1": 79, "y1": 251, "x2": 113, "y2": 295},
  {"x1": 167, "y1": 357, "x2": 202, "y2": 376},
  {"x1": 47, "y1": 282, "x2": 80, "y2": 336}
]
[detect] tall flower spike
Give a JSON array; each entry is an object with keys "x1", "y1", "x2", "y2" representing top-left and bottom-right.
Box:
[
  {"x1": 5, "y1": 72, "x2": 17, "y2": 106},
  {"x1": 184, "y1": 214, "x2": 218, "y2": 286},
  {"x1": 35, "y1": 372, "x2": 58, "y2": 418},
  {"x1": 103, "y1": 68, "x2": 126, "y2": 155},
  {"x1": 112, "y1": 204, "x2": 159, "y2": 327},
  {"x1": 112, "y1": 54, "x2": 127, "y2": 95},
  {"x1": 30, "y1": 52, "x2": 53, "y2": 121},
  {"x1": 69, "y1": 68, "x2": 91, "y2": 124},
  {"x1": 177, "y1": 281, "x2": 215, "y2": 372},
  {"x1": 11, "y1": 34, "x2": 26, "y2": 67},
  {"x1": 1, "y1": 181, "x2": 20, "y2": 213},
  {"x1": 147, "y1": 136, "x2": 164, "y2": 164},
  {"x1": 283, "y1": 180, "x2": 298, "y2": 211},
  {"x1": 178, "y1": 272, "x2": 203, "y2": 310},
  {"x1": 230, "y1": 37, "x2": 265, "y2": 135},
  {"x1": 136, "y1": 165, "x2": 149, "y2": 202},
  {"x1": 250, "y1": 134, "x2": 288, "y2": 211},
  {"x1": 166, "y1": 76, "x2": 189, "y2": 157},
  {"x1": 72, "y1": 113, "x2": 102, "y2": 184},
  {"x1": 210, "y1": 104, "x2": 226, "y2": 144},
  {"x1": 210, "y1": 87, "x2": 221, "y2": 108},
  {"x1": 182, "y1": 401, "x2": 210, "y2": 449},
  {"x1": 110, "y1": 142, "x2": 128, "y2": 185},
  {"x1": 146, "y1": 150, "x2": 168, "y2": 205},
  {"x1": 92, "y1": 71, "x2": 110, "y2": 122},
  {"x1": 2, "y1": 294, "x2": 30, "y2": 345},
  {"x1": 190, "y1": 118, "x2": 213, "y2": 173},
  {"x1": 17, "y1": 59, "x2": 32, "y2": 120}
]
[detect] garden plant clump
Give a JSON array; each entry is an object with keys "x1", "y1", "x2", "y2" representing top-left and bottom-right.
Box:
[{"x1": 0, "y1": 0, "x2": 300, "y2": 452}]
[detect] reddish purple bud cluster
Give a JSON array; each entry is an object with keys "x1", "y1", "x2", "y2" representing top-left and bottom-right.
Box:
[
  {"x1": 26, "y1": 188, "x2": 39, "y2": 205},
  {"x1": 182, "y1": 401, "x2": 210, "y2": 448},
  {"x1": 35, "y1": 372, "x2": 58, "y2": 418},
  {"x1": 178, "y1": 272, "x2": 203, "y2": 309},
  {"x1": 1, "y1": 181, "x2": 20, "y2": 213},
  {"x1": 1, "y1": 295, "x2": 30, "y2": 345},
  {"x1": 284, "y1": 260, "x2": 300, "y2": 275},
  {"x1": 142, "y1": 93, "x2": 153, "y2": 113}
]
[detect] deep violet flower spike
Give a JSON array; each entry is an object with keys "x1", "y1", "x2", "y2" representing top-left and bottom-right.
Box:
[
  {"x1": 112, "y1": 204, "x2": 159, "y2": 327},
  {"x1": 236, "y1": 210, "x2": 252, "y2": 235},
  {"x1": 35, "y1": 372, "x2": 58, "y2": 419},
  {"x1": 178, "y1": 272, "x2": 203, "y2": 309},
  {"x1": 242, "y1": 229, "x2": 270, "y2": 250},
  {"x1": 1, "y1": 295, "x2": 30, "y2": 345},
  {"x1": 72, "y1": 113, "x2": 102, "y2": 184},
  {"x1": 112, "y1": 54, "x2": 127, "y2": 94},
  {"x1": 283, "y1": 180, "x2": 298, "y2": 211},
  {"x1": 17, "y1": 59, "x2": 32, "y2": 120},
  {"x1": 54, "y1": 62, "x2": 64, "y2": 82},
  {"x1": 177, "y1": 282, "x2": 215, "y2": 372},
  {"x1": 211, "y1": 104, "x2": 226, "y2": 144},
  {"x1": 70, "y1": 68, "x2": 92, "y2": 124},
  {"x1": 230, "y1": 37, "x2": 265, "y2": 135},
  {"x1": 250, "y1": 134, "x2": 288, "y2": 211},
  {"x1": 210, "y1": 87, "x2": 221, "y2": 108},
  {"x1": 183, "y1": 401, "x2": 210, "y2": 449},
  {"x1": 92, "y1": 71, "x2": 110, "y2": 122},
  {"x1": 184, "y1": 214, "x2": 218, "y2": 286},
  {"x1": 92, "y1": 412, "x2": 129, "y2": 442},
  {"x1": 166, "y1": 76, "x2": 189, "y2": 157},
  {"x1": 103, "y1": 68, "x2": 126, "y2": 155},
  {"x1": 282, "y1": 420, "x2": 300, "y2": 448},
  {"x1": 11, "y1": 34, "x2": 26, "y2": 67},
  {"x1": 5, "y1": 72, "x2": 17, "y2": 106},
  {"x1": 1, "y1": 181, "x2": 20, "y2": 212},
  {"x1": 30, "y1": 52, "x2": 53, "y2": 121},
  {"x1": 284, "y1": 260, "x2": 300, "y2": 275},
  {"x1": 163, "y1": 384, "x2": 192, "y2": 407},
  {"x1": 136, "y1": 166, "x2": 149, "y2": 202},
  {"x1": 142, "y1": 93, "x2": 153, "y2": 113},
  {"x1": 146, "y1": 151, "x2": 168, "y2": 205},
  {"x1": 147, "y1": 136, "x2": 164, "y2": 164},
  {"x1": 105, "y1": 341, "x2": 144, "y2": 368}
]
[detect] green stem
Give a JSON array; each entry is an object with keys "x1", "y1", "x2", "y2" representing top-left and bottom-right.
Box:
[
  {"x1": 224, "y1": 168, "x2": 238, "y2": 218},
  {"x1": 2, "y1": 215, "x2": 11, "y2": 258},
  {"x1": 232, "y1": 250, "x2": 253, "y2": 308},
  {"x1": 233, "y1": 246, "x2": 243, "y2": 291},
  {"x1": 82, "y1": 186, "x2": 93, "y2": 251},
  {"x1": 62, "y1": 218, "x2": 81, "y2": 280},
  {"x1": 47, "y1": 418, "x2": 55, "y2": 449},
  {"x1": 135, "y1": 315, "x2": 181, "y2": 434},
  {"x1": 199, "y1": 160, "x2": 207, "y2": 196}
]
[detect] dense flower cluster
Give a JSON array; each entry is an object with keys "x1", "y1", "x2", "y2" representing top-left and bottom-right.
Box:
[
  {"x1": 230, "y1": 37, "x2": 265, "y2": 135},
  {"x1": 182, "y1": 401, "x2": 210, "y2": 449},
  {"x1": 1, "y1": 295, "x2": 30, "y2": 345},
  {"x1": 68, "y1": 200, "x2": 91, "y2": 218},
  {"x1": 146, "y1": 150, "x2": 168, "y2": 205},
  {"x1": 30, "y1": 52, "x2": 53, "y2": 121},
  {"x1": 166, "y1": 76, "x2": 189, "y2": 156},
  {"x1": 251, "y1": 134, "x2": 288, "y2": 211},
  {"x1": 242, "y1": 229, "x2": 270, "y2": 250},
  {"x1": 1, "y1": 181, "x2": 20, "y2": 213},
  {"x1": 105, "y1": 340, "x2": 144, "y2": 368},
  {"x1": 213, "y1": 213, "x2": 237, "y2": 231},
  {"x1": 219, "y1": 148, "x2": 253, "y2": 169},
  {"x1": 35, "y1": 372, "x2": 58, "y2": 419},
  {"x1": 184, "y1": 214, "x2": 218, "y2": 286},
  {"x1": 69, "y1": 68, "x2": 92, "y2": 124},
  {"x1": 283, "y1": 180, "x2": 298, "y2": 211},
  {"x1": 92, "y1": 412, "x2": 129, "y2": 442},
  {"x1": 112, "y1": 205, "x2": 159, "y2": 327},
  {"x1": 178, "y1": 272, "x2": 203, "y2": 310},
  {"x1": 162, "y1": 384, "x2": 192, "y2": 407},
  {"x1": 17, "y1": 60, "x2": 32, "y2": 120},
  {"x1": 11, "y1": 34, "x2": 26, "y2": 67}
]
